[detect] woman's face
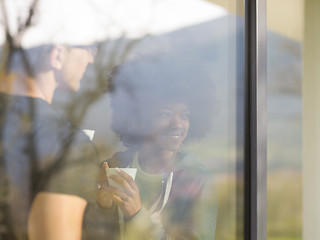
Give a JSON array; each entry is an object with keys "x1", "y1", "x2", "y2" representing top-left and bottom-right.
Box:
[{"x1": 143, "y1": 102, "x2": 190, "y2": 153}]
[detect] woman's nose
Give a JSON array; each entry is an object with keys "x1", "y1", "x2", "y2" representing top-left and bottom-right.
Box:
[{"x1": 170, "y1": 115, "x2": 183, "y2": 128}]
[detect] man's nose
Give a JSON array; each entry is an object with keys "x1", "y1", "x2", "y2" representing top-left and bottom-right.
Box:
[{"x1": 87, "y1": 53, "x2": 94, "y2": 64}]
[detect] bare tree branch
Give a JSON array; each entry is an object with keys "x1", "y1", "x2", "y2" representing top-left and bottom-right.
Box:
[
  {"x1": 15, "y1": 0, "x2": 39, "y2": 47},
  {"x1": 0, "y1": 0, "x2": 39, "y2": 75},
  {"x1": 65, "y1": 37, "x2": 142, "y2": 127},
  {"x1": 0, "y1": 0, "x2": 14, "y2": 73}
]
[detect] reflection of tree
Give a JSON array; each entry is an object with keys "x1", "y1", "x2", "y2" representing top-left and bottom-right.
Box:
[
  {"x1": 1, "y1": 3, "x2": 42, "y2": 227},
  {"x1": 0, "y1": 0, "x2": 40, "y2": 75},
  {"x1": 64, "y1": 38, "x2": 140, "y2": 127}
]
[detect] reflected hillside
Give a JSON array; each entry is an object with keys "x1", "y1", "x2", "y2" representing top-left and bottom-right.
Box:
[
  {"x1": 54, "y1": 15, "x2": 303, "y2": 173},
  {"x1": 267, "y1": 31, "x2": 302, "y2": 170},
  {"x1": 54, "y1": 13, "x2": 303, "y2": 240}
]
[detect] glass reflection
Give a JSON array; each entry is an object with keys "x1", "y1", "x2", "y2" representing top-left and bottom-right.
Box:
[{"x1": 1, "y1": 0, "x2": 244, "y2": 239}]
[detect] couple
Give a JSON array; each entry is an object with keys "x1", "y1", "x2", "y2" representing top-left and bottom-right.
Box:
[{"x1": 1, "y1": 29, "x2": 217, "y2": 240}]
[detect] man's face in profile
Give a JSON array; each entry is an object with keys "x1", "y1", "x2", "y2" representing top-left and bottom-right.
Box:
[{"x1": 56, "y1": 46, "x2": 95, "y2": 91}]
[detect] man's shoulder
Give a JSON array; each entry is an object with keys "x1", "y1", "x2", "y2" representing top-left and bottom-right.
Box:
[{"x1": 32, "y1": 101, "x2": 91, "y2": 145}]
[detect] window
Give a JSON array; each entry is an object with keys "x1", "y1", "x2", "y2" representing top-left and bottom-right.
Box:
[{"x1": 2, "y1": 0, "x2": 319, "y2": 240}]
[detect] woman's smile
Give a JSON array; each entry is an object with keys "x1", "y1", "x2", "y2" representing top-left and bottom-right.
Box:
[{"x1": 145, "y1": 102, "x2": 190, "y2": 152}]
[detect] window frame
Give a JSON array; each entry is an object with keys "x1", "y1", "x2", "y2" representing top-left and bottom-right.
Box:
[{"x1": 243, "y1": 0, "x2": 267, "y2": 240}]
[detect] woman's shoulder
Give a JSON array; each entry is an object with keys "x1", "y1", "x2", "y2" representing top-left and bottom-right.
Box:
[
  {"x1": 176, "y1": 151, "x2": 209, "y2": 173},
  {"x1": 170, "y1": 151, "x2": 215, "y2": 201}
]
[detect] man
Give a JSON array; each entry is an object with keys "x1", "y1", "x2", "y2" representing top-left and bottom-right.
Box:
[{"x1": 0, "y1": 41, "x2": 99, "y2": 240}]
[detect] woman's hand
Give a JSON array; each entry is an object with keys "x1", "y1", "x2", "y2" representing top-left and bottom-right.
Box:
[
  {"x1": 108, "y1": 169, "x2": 142, "y2": 219},
  {"x1": 96, "y1": 162, "x2": 114, "y2": 208}
]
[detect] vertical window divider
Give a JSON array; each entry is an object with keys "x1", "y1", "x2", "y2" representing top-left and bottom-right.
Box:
[{"x1": 244, "y1": 0, "x2": 267, "y2": 240}]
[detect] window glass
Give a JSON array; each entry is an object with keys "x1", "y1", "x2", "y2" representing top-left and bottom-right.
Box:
[
  {"x1": 267, "y1": 0, "x2": 303, "y2": 239},
  {"x1": 0, "y1": 0, "x2": 245, "y2": 239}
]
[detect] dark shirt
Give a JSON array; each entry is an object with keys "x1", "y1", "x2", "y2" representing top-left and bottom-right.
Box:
[{"x1": 0, "y1": 93, "x2": 99, "y2": 240}]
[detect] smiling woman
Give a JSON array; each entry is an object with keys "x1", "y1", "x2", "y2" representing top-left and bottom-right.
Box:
[{"x1": 85, "y1": 57, "x2": 219, "y2": 240}]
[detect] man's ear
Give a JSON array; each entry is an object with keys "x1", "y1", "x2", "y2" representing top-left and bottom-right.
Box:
[{"x1": 50, "y1": 46, "x2": 63, "y2": 70}]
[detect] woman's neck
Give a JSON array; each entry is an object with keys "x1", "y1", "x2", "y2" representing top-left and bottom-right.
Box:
[{"x1": 138, "y1": 144, "x2": 177, "y2": 174}]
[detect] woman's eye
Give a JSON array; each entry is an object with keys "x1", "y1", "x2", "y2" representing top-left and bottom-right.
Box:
[
  {"x1": 158, "y1": 112, "x2": 171, "y2": 118},
  {"x1": 181, "y1": 113, "x2": 190, "y2": 120}
]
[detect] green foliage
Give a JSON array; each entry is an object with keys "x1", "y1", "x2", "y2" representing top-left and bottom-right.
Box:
[
  {"x1": 211, "y1": 169, "x2": 302, "y2": 240},
  {"x1": 267, "y1": 170, "x2": 302, "y2": 239},
  {"x1": 268, "y1": 238, "x2": 301, "y2": 240},
  {"x1": 214, "y1": 175, "x2": 238, "y2": 240}
]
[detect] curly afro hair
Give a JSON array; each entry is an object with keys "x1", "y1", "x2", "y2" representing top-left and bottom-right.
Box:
[{"x1": 110, "y1": 56, "x2": 219, "y2": 148}]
